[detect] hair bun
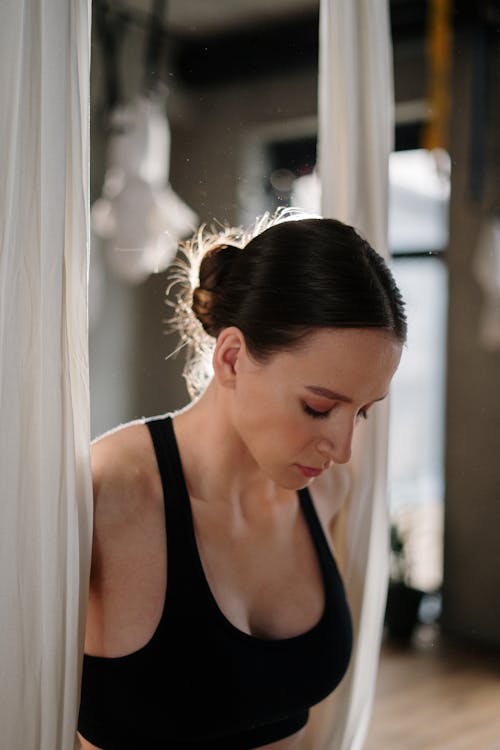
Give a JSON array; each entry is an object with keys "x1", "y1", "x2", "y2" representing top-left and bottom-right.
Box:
[
  {"x1": 198, "y1": 243, "x2": 241, "y2": 291},
  {"x1": 192, "y1": 244, "x2": 241, "y2": 335},
  {"x1": 192, "y1": 287, "x2": 217, "y2": 335}
]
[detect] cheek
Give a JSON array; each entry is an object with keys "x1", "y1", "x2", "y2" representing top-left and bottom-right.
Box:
[
  {"x1": 235, "y1": 377, "x2": 315, "y2": 456},
  {"x1": 240, "y1": 401, "x2": 302, "y2": 456},
  {"x1": 267, "y1": 411, "x2": 316, "y2": 458}
]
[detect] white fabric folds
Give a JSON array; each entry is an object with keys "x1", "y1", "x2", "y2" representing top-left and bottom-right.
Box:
[
  {"x1": 0, "y1": 2, "x2": 92, "y2": 749},
  {"x1": 306, "y1": 2, "x2": 395, "y2": 749}
]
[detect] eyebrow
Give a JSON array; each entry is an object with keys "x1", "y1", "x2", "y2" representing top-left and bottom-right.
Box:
[{"x1": 305, "y1": 386, "x2": 388, "y2": 404}]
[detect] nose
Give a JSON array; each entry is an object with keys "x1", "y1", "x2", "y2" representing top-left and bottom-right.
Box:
[{"x1": 316, "y1": 419, "x2": 354, "y2": 465}]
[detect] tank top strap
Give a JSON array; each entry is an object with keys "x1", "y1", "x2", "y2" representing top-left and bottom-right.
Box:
[
  {"x1": 146, "y1": 415, "x2": 199, "y2": 591},
  {"x1": 298, "y1": 487, "x2": 339, "y2": 576}
]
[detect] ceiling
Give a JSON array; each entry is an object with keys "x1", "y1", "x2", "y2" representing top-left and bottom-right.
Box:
[{"x1": 120, "y1": 0, "x2": 319, "y2": 36}]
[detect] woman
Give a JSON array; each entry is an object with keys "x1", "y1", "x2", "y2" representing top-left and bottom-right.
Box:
[{"x1": 78, "y1": 214, "x2": 406, "y2": 750}]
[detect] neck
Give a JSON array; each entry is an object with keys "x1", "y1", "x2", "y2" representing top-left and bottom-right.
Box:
[{"x1": 171, "y1": 381, "x2": 292, "y2": 516}]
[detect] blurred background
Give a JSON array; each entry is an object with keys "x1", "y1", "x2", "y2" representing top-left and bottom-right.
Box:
[{"x1": 88, "y1": 1, "x2": 499, "y2": 742}]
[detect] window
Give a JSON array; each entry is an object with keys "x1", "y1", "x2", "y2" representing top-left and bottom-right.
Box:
[{"x1": 387, "y1": 148, "x2": 449, "y2": 592}]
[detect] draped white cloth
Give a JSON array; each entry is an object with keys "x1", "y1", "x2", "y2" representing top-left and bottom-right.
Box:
[
  {"x1": 0, "y1": 2, "x2": 92, "y2": 749},
  {"x1": 91, "y1": 95, "x2": 198, "y2": 284},
  {"x1": 306, "y1": 2, "x2": 395, "y2": 749}
]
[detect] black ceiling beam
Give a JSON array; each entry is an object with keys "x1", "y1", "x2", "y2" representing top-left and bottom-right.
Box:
[
  {"x1": 171, "y1": 0, "x2": 495, "y2": 89},
  {"x1": 172, "y1": 11, "x2": 319, "y2": 87},
  {"x1": 171, "y1": 1, "x2": 427, "y2": 87}
]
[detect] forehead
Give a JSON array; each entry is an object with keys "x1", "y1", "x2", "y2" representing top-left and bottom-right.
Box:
[
  {"x1": 264, "y1": 328, "x2": 402, "y2": 399},
  {"x1": 293, "y1": 327, "x2": 400, "y2": 356}
]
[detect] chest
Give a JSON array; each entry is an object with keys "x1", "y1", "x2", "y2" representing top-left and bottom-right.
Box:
[
  {"x1": 91, "y1": 492, "x2": 326, "y2": 655},
  {"x1": 82, "y1": 476, "x2": 353, "y2": 747},
  {"x1": 189, "y1": 496, "x2": 325, "y2": 639},
  {"x1": 83, "y1": 491, "x2": 353, "y2": 744}
]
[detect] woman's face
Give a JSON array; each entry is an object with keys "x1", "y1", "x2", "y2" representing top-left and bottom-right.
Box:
[{"x1": 228, "y1": 327, "x2": 402, "y2": 491}]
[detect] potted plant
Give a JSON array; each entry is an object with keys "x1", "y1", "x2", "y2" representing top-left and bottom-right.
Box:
[{"x1": 385, "y1": 522, "x2": 424, "y2": 642}]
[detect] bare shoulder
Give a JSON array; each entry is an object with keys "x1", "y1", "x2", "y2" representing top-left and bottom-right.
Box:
[
  {"x1": 89, "y1": 420, "x2": 164, "y2": 587},
  {"x1": 308, "y1": 463, "x2": 352, "y2": 537},
  {"x1": 91, "y1": 419, "x2": 161, "y2": 523},
  {"x1": 86, "y1": 420, "x2": 166, "y2": 656}
]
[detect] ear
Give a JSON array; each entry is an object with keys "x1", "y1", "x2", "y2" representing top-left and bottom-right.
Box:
[{"x1": 212, "y1": 327, "x2": 247, "y2": 389}]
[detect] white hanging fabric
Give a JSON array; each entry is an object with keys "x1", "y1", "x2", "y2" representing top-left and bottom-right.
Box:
[
  {"x1": 91, "y1": 95, "x2": 198, "y2": 284},
  {"x1": 304, "y1": 2, "x2": 395, "y2": 749},
  {"x1": 0, "y1": 2, "x2": 92, "y2": 749}
]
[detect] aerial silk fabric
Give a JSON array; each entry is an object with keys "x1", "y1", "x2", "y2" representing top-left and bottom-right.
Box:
[
  {"x1": 304, "y1": 2, "x2": 395, "y2": 749},
  {"x1": 0, "y1": 2, "x2": 92, "y2": 749},
  {"x1": 91, "y1": 94, "x2": 198, "y2": 284}
]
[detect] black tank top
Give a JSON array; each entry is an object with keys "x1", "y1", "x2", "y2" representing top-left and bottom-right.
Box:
[{"x1": 78, "y1": 415, "x2": 352, "y2": 749}]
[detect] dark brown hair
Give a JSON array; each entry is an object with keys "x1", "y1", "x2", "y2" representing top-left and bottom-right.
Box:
[
  {"x1": 168, "y1": 213, "x2": 406, "y2": 396},
  {"x1": 195, "y1": 218, "x2": 405, "y2": 346}
]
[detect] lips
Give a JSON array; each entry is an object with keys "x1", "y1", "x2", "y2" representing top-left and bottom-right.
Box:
[{"x1": 296, "y1": 465, "x2": 323, "y2": 478}]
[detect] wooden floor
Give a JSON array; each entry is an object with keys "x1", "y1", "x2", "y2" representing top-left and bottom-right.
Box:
[{"x1": 364, "y1": 624, "x2": 500, "y2": 750}]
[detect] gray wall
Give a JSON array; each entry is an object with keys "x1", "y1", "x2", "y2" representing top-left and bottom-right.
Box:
[{"x1": 442, "y1": 28, "x2": 500, "y2": 646}]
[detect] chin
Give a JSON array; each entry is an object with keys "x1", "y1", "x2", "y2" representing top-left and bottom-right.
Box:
[
  {"x1": 296, "y1": 476, "x2": 315, "y2": 490},
  {"x1": 275, "y1": 469, "x2": 316, "y2": 492}
]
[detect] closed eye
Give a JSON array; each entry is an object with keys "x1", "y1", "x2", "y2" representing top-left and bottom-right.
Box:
[
  {"x1": 302, "y1": 402, "x2": 331, "y2": 419},
  {"x1": 303, "y1": 402, "x2": 370, "y2": 421}
]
